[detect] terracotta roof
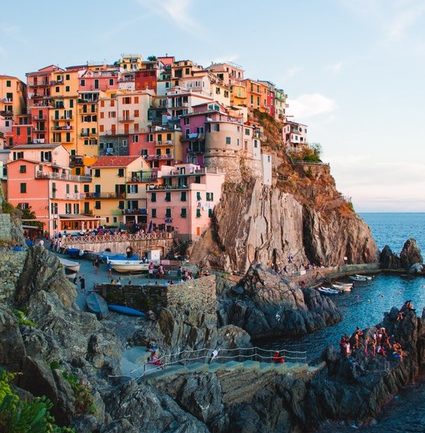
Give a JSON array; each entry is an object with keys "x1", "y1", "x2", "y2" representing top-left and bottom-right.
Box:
[{"x1": 91, "y1": 156, "x2": 140, "y2": 168}]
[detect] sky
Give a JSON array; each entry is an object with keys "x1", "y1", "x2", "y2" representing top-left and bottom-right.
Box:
[{"x1": 1, "y1": 0, "x2": 425, "y2": 211}]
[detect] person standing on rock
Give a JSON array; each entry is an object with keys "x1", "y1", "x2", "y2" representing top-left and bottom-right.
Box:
[
  {"x1": 209, "y1": 348, "x2": 219, "y2": 364},
  {"x1": 79, "y1": 276, "x2": 86, "y2": 293}
]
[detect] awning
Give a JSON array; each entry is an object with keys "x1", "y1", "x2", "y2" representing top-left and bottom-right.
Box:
[{"x1": 58, "y1": 214, "x2": 101, "y2": 221}]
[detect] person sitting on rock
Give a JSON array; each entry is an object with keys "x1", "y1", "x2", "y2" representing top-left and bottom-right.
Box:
[
  {"x1": 272, "y1": 351, "x2": 285, "y2": 364},
  {"x1": 148, "y1": 351, "x2": 163, "y2": 369},
  {"x1": 376, "y1": 345, "x2": 387, "y2": 357}
]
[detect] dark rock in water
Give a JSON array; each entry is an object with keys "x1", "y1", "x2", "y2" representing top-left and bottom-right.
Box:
[
  {"x1": 223, "y1": 263, "x2": 341, "y2": 338},
  {"x1": 409, "y1": 262, "x2": 423, "y2": 274},
  {"x1": 379, "y1": 245, "x2": 401, "y2": 269},
  {"x1": 400, "y1": 238, "x2": 423, "y2": 269}
]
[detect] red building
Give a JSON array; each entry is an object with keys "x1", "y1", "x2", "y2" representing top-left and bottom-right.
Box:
[
  {"x1": 11, "y1": 115, "x2": 33, "y2": 145},
  {"x1": 135, "y1": 69, "x2": 157, "y2": 91}
]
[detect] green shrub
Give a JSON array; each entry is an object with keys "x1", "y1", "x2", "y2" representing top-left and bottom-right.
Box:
[
  {"x1": 0, "y1": 369, "x2": 75, "y2": 433},
  {"x1": 1, "y1": 201, "x2": 14, "y2": 214},
  {"x1": 62, "y1": 372, "x2": 96, "y2": 415},
  {"x1": 13, "y1": 310, "x2": 37, "y2": 328}
]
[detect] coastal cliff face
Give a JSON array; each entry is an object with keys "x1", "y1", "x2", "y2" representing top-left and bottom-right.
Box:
[{"x1": 190, "y1": 176, "x2": 377, "y2": 274}]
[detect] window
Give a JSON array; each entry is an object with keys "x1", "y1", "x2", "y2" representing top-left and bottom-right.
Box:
[
  {"x1": 165, "y1": 192, "x2": 171, "y2": 202},
  {"x1": 20, "y1": 183, "x2": 26, "y2": 193},
  {"x1": 65, "y1": 86, "x2": 70, "y2": 92},
  {"x1": 84, "y1": 184, "x2": 89, "y2": 193},
  {"x1": 151, "y1": 208, "x2": 157, "y2": 218},
  {"x1": 56, "y1": 86, "x2": 59, "y2": 92},
  {"x1": 180, "y1": 191, "x2": 187, "y2": 201},
  {"x1": 208, "y1": 209, "x2": 213, "y2": 218},
  {"x1": 165, "y1": 208, "x2": 171, "y2": 218},
  {"x1": 84, "y1": 202, "x2": 90, "y2": 214},
  {"x1": 181, "y1": 208, "x2": 187, "y2": 218},
  {"x1": 213, "y1": 124, "x2": 220, "y2": 132},
  {"x1": 74, "y1": 185, "x2": 78, "y2": 193},
  {"x1": 73, "y1": 203, "x2": 79, "y2": 214},
  {"x1": 151, "y1": 192, "x2": 156, "y2": 202},
  {"x1": 206, "y1": 192, "x2": 214, "y2": 201},
  {"x1": 194, "y1": 176, "x2": 201, "y2": 184},
  {"x1": 51, "y1": 203, "x2": 58, "y2": 214},
  {"x1": 66, "y1": 184, "x2": 70, "y2": 194},
  {"x1": 134, "y1": 109, "x2": 139, "y2": 117},
  {"x1": 95, "y1": 201, "x2": 101, "y2": 209},
  {"x1": 94, "y1": 169, "x2": 100, "y2": 177},
  {"x1": 245, "y1": 128, "x2": 250, "y2": 136},
  {"x1": 65, "y1": 203, "x2": 71, "y2": 214},
  {"x1": 19, "y1": 165, "x2": 26, "y2": 173},
  {"x1": 118, "y1": 168, "x2": 124, "y2": 177},
  {"x1": 109, "y1": 78, "x2": 114, "y2": 85},
  {"x1": 226, "y1": 137, "x2": 231, "y2": 145},
  {"x1": 118, "y1": 201, "x2": 124, "y2": 209},
  {"x1": 65, "y1": 74, "x2": 70, "y2": 80},
  {"x1": 196, "y1": 208, "x2": 201, "y2": 218},
  {"x1": 113, "y1": 217, "x2": 117, "y2": 223},
  {"x1": 196, "y1": 192, "x2": 201, "y2": 201},
  {"x1": 16, "y1": 127, "x2": 20, "y2": 136},
  {"x1": 80, "y1": 79, "x2": 85, "y2": 86},
  {"x1": 184, "y1": 117, "x2": 189, "y2": 125},
  {"x1": 6, "y1": 80, "x2": 11, "y2": 87}
]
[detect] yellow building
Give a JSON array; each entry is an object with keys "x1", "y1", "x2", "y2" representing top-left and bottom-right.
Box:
[
  {"x1": 0, "y1": 75, "x2": 26, "y2": 117},
  {"x1": 230, "y1": 82, "x2": 247, "y2": 107},
  {"x1": 49, "y1": 69, "x2": 79, "y2": 155},
  {"x1": 86, "y1": 155, "x2": 149, "y2": 226},
  {"x1": 120, "y1": 54, "x2": 144, "y2": 72},
  {"x1": 77, "y1": 91, "x2": 100, "y2": 157}
]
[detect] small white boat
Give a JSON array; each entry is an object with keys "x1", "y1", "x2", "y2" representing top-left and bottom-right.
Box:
[
  {"x1": 332, "y1": 282, "x2": 353, "y2": 292},
  {"x1": 108, "y1": 259, "x2": 149, "y2": 273},
  {"x1": 318, "y1": 287, "x2": 340, "y2": 295},
  {"x1": 350, "y1": 274, "x2": 372, "y2": 282},
  {"x1": 59, "y1": 257, "x2": 80, "y2": 273}
]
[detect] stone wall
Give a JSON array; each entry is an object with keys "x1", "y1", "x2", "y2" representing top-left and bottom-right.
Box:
[
  {"x1": 0, "y1": 214, "x2": 12, "y2": 243},
  {"x1": 166, "y1": 275, "x2": 217, "y2": 321},
  {"x1": 0, "y1": 250, "x2": 27, "y2": 303},
  {"x1": 94, "y1": 284, "x2": 168, "y2": 313}
]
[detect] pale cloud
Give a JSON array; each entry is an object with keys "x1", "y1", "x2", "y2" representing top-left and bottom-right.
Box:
[
  {"x1": 325, "y1": 61, "x2": 343, "y2": 74},
  {"x1": 136, "y1": 0, "x2": 201, "y2": 33},
  {"x1": 282, "y1": 66, "x2": 303, "y2": 81},
  {"x1": 340, "y1": 0, "x2": 425, "y2": 40},
  {"x1": 287, "y1": 93, "x2": 337, "y2": 119}
]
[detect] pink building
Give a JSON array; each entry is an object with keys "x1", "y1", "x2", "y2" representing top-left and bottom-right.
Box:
[
  {"x1": 79, "y1": 67, "x2": 119, "y2": 92},
  {"x1": 283, "y1": 121, "x2": 308, "y2": 152},
  {"x1": 146, "y1": 163, "x2": 224, "y2": 241},
  {"x1": 6, "y1": 143, "x2": 98, "y2": 234}
]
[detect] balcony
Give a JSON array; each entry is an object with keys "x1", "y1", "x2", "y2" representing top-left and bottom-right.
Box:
[
  {"x1": 52, "y1": 125, "x2": 73, "y2": 131},
  {"x1": 0, "y1": 97, "x2": 13, "y2": 103},
  {"x1": 36, "y1": 171, "x2": 92, "y2": 182},
  {"x1": 121, "y1": 208, "x2": 147, "y2": 215},
  {"x1": 0, "y1": 110, "x2": 13, "y2": 118},
  {"x1": 144, "y1": 154, "x2": 174, "y2": 161},
  {"x1": 69, "y1": 156, "x2": 84, "y2": 168},
  {"x1": 118, "y1": 117, "x2": 135, "y2": 123},
  {"x1": 80, "y1": 130, "x2": 97, "y2": 137},
  {"x1": 128, "y1": 174, "x2": 158, "y2": 183},
  {"x1": 85, "y1": 192, "x2": 126, "y2": 199},
  {"x1": 154, "y1": 139, "x2": 174, "y2": 146}
]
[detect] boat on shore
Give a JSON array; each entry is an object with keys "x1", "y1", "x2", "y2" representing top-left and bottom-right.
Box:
[
  {"x1": 86, "y1": 293, "x2": 109, "y2": 319},
  {"x1": 108, "y1": 259, "x2": 149, "y2": 273},
  {"x1": 59, "y1": 257, "x2": 80, "y2": 273},
  {"x1": 108, "y1": 304, "x2": 145, "y2": 317},
  {"x1": 318, "y1": 287, "x2": 340, "y2": 295},
  {"x1": 332, "y1": 282, "x2": 353, "y2": 292}
]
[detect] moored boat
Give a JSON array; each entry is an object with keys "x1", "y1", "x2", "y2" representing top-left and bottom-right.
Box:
[
  {"x1": 332, "y1": 282, "x2": 353, "y2": 292},
  {"x1": 317, "y1": 287, "x2": 340, "y2": 295},
  {"x1": 350, "y1": 274, "x2": 372, "y2": 283},
  {"x1": 59, "y1": 257, "x2": 80, "y2": 273},
  {"x1": 108, "y1": 259, "x2": 149, "y2": 273}
]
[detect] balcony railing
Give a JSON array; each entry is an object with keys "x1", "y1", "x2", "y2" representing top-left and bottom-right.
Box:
[
  {"x1": 85, "y1": 192, "x2": 125, "y2": 199},
  {"x1": 35, "y1": 171, "x2": 92, "y2": 182},
  {"x1": 0, "y1": 98, "x2": 13, "y2": 103},
  {"x1": 144, "y1": 154, "x2": 174, "y2": 161},
  {"x1": 128, "y1": 174, "x2": 158, "y2": 183},
  {"x1": 121, "y1": 208, "x2": 147, "y2": 215},
  {"x1": 52, "y1": 126, "x2": 73, "y2": 131},
  {"x1": 118, "y1": 117, "x2": 135, "y2": 122}
]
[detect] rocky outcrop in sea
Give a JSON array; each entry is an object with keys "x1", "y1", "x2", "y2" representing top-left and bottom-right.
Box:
[{"x1": 380, "y1": 238, "x2": 423, "y2": 272}]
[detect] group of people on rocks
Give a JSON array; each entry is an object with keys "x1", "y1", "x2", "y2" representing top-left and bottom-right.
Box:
[{"x1": 339, "y1": 304, "x2": 412, "y2": 361}]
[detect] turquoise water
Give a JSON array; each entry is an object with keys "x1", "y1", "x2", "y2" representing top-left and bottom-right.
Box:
[{"x1": 269, "y1": 213, "x2": 425, "y2": 432}]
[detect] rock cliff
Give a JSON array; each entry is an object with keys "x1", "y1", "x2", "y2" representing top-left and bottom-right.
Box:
[
  {"x1": 379, "y1": 238, "x2": 423, "y2": 271},
  {"x1": 191, "y1": 172, "x2": 377, "y2": 275}
]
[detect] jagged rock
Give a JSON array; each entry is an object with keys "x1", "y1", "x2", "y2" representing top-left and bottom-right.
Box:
[
  {"x1": 223, "y1": 264, "x2": 341, "y2": 338},
  {"x1": 409, "y1": 263, "x2": 424, "y2": 274},
  {"x1": 0, "y1": 307, "x2": 26, "y2": 370},
  {"x1": 379, "y1": 245, "x2": 401, "y2": 269},
  {"x1": 400, "y1": 239, "x2": 423, "y2": 269},
  {"x1": 217, "y1": 325, "x2": 252, "y2": 350},
  {"x1": 103, "y1": 381, "x2": 211, "y2": 433},
  {"x1": 15, "y1": 245, "x2": 76, "y2": 308},
  {"x1": 18, "y1": 356, "x2": 76, "y2": 424}
]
